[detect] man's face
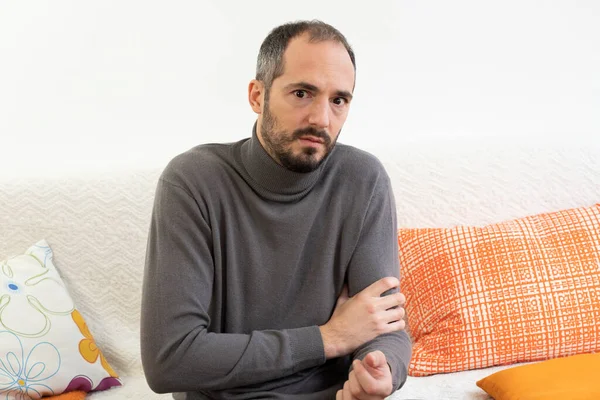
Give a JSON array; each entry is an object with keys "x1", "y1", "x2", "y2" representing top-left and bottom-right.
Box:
[{"x1": 257, "y1": 34, "x2": 355, "y2": 173}]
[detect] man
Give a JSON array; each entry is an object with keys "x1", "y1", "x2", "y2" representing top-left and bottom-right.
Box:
[{"x1": 141, "y1": 20, "x2": 412, "y2": 399}]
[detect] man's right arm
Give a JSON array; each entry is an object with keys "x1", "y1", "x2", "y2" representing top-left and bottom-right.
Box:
[{"x1": 140, "y1": 178, "x2": 326, "y2": 393}]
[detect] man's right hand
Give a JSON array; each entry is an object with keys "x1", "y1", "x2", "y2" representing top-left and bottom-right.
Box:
[{"x1": 319, "y1": 277, "x2": 406, "y2": 359}]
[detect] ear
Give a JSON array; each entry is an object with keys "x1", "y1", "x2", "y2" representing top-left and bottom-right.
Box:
[{"x1": 248, "y1": 79, "x2": 265, "y2": 115}]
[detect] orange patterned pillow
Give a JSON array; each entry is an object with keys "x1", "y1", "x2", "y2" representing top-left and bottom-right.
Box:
[{"x1": 398, "y1": 204, "x2": 600, "y2": 376}]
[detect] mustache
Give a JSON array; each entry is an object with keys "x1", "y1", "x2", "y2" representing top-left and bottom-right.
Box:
[{"x1": 291, "y1": 127, "x2": 331, "y2": 146}]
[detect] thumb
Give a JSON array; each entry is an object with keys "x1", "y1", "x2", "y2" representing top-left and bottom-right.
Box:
[
  {"x1": 336, "y1": 284, "x2": 349, "y2": 305},
  {"x1": 365, "y1": 351, "x2": 386, "y2": 369}
]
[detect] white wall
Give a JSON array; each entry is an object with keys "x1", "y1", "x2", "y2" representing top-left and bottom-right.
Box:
[{"x1": 1, "y1": 1, "x2": 599, "y2": 178}]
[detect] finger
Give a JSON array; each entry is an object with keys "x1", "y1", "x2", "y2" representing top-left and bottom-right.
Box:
[
  {"x1": 337, "y1": 284, "x2": 349, "y2": 305},
  {"x1": 365, "y1": 351, "x2": 386, "y2": 369},
  {"x1": 348, "y1": 370, "x2": 363, "y2": 396},
  {"x1": 336, "y1": 389, "x2": 343, "y2": 400},
  {"x1": 380, "y1": 306, "x2": 405, "y2": 324},
  {"x1": 343, "y1": 380, "x2": 357, "y2": 400},
  {"x1": 376, "y1": 292, "x2": 406, "y2": 311},
  {"x1": 342, "y1": 284, "x2": 349, "y2": 298},
  {"x1": 362, "y1": 277, "x2": 400, "y2": 297},
  {"x1": 348, "y1": 370, "x2": 380, "y2": 400},
  {"x1": 398, "y1": 291, "x2": 406, "y2": 305},
  {"x1": 370, "y1": 301, "x2": 405, "y2": 327},
  {"x1": 380, "y1": 318, "x2": 406, "y2": 333},
  {"x1": 353, "y1": 359, "x2": 384, "y2": 396}
]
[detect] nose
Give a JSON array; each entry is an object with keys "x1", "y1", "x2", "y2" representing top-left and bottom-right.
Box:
[{"x1": 307, "y1": 97, "x2": 330, "y2": 129}]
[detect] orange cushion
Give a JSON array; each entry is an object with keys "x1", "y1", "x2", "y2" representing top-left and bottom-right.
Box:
[
  {"x1": 398, "y1": 204, "x2": 600, "y2": 376},
  {"x1": 42, "y1": 391, "x2": 86, "y2": 399},
  {"x1": 476, "y1": 352, "x2": 600, "y2": 400}
]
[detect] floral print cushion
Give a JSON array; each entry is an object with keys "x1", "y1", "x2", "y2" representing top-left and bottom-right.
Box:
[{"x1": 0, "y1": 240, "x2": 121, "y2": 399}]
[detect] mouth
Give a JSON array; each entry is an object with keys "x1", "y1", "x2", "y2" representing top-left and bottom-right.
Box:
[{"x1": 298, "y1": 136, "x2": 325, "y2": 144}]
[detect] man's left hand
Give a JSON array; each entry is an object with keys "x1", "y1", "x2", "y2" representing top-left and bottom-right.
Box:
[{"x1": 336, "y1": 351, "x2": 393, "y2": 400}]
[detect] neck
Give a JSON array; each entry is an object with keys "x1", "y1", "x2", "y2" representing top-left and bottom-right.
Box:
[{"x1": 238, "y1": 122, "x2": 332, "y2": 202}]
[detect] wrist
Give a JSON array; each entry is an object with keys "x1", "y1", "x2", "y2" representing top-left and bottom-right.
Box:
[{"x1": 319, "y1": 324, "x2": 342, "y2": 359}]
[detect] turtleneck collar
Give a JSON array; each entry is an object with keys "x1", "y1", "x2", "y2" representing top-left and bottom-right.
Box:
[{"x1": 239, "y1": 122, "x2": 332, "y2": 202}]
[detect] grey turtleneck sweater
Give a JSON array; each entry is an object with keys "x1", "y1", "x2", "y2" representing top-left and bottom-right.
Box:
[{"x1": 141, "y1": 126, "x2": 412, "y2": 399}]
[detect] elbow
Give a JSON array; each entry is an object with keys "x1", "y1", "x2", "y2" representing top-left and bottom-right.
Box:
[
  {"x1": 144, "y1": 365, "x2": 217, "y2": 393},
  {"x1": 143, "y1": 359, "x2": 198, "y2": 393},
  {"x1": 141, "y1": 339, "x2": 182, "y2": 393},
  {"x1": 142, "y1": 355, "x2": 174, "y2": 393},
  {"x1": 145, "y1": 376, "x2": 171, "y2": 394},
  {"x1": 142, "y1": 348, "x2": 216, "y2": 393},
  {"x1": 141, "y1": 326, "x2": 221, "y2": 392}
]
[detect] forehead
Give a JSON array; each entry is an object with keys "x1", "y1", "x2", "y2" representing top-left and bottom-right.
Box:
[{"x1": 276, "y1": 34, "x2": 355, "y2": 92}]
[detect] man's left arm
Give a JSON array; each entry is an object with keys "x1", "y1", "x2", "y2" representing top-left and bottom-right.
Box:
[{"x1": 345, "y1": 166, "x2": 412, "y2": 394}]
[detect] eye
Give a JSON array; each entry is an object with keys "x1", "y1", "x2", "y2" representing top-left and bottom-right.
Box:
[
  {"x1": 332, "y1": 97, "x2": 347, "y2": 106},
  {"x1": 294, "y1": 90, "x2": 307, "y2": 98}
]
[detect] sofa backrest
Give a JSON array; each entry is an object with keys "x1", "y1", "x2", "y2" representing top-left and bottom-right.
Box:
[
  {"x1": 1, "y1": 139, "x2": 598, "y2": 377},
  {"x1": 376, "y1": 140, "x2": 599, "y2": 227},
  {"x1": 0, "y1": 168, "x2": 162, "y2": 377}
]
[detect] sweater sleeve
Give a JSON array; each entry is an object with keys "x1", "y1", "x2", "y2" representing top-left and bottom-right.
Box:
[
  {"x1": 346, "y1": 168, "x2": 412, "y2": 391},
  {"x1": 140, "y1": 177, "x2": 325, "y2": 394}
]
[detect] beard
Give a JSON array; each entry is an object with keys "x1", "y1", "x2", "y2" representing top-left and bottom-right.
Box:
[{"x1": 260, "y1": 100, "x2": 337, "y2": 173}]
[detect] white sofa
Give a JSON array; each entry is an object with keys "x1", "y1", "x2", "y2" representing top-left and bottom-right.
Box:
[
  {"x1": 1, "y1": 138, "x2": 598, "y2": 399},
  {"x1": 1, "y1": 167, "x2": 169, "y2": 399}
]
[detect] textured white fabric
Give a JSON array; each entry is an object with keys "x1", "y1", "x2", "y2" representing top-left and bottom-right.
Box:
[
  {"x1": 386, "y1": 363, "x2": 535, "y2": 400},
  {"x1": 1, "y1": 140, "x2": 598, "y2": 399},
  {"x1": 378, "y1": 140, "x2": 600, "y2": 228},
  {"x1": 0, "y1": 169, "x2": 163, "y2": 399}
]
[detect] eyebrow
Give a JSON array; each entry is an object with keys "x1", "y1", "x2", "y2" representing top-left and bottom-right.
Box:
[{"x1": 283, "y1": 81, "x2": 353, "y2": 101}]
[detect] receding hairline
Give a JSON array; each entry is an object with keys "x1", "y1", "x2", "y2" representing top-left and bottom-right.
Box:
[
  {"x1": 269, "y1": 33, "x2": 356, "y2": 95},
  {"x1": 256, "y1": 20, "x2": 356, "y2": 95}
]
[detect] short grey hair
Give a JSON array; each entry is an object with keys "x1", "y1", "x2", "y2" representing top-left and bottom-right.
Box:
[{"x1": 256, "y1": 20, "x2": 356, "y2": 96}]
